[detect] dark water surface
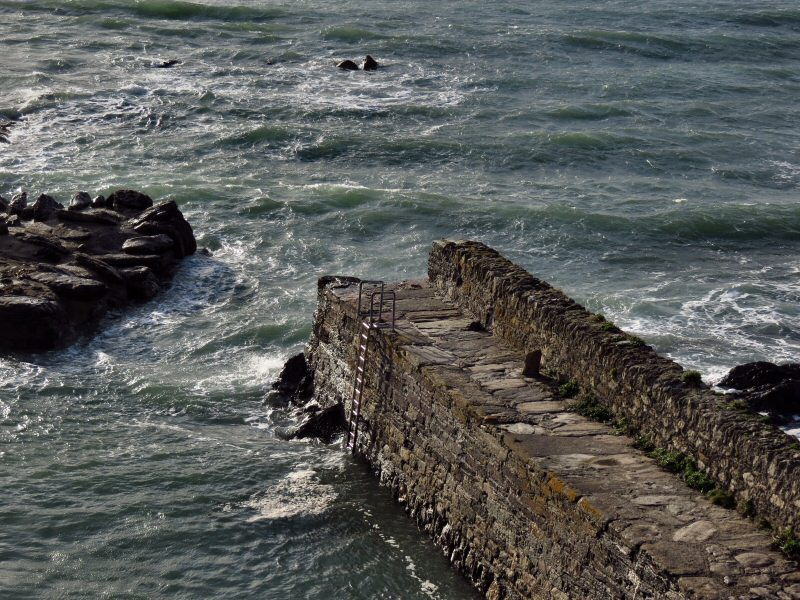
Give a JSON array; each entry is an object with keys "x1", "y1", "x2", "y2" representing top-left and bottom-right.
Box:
[{"x1": 1, "y1": 0, "x2": 799, "y2": 597}]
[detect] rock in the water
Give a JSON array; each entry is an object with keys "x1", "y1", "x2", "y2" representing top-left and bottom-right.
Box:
[
  {"x1": 0, "y1": 295, "x2": 68, "y2": 351},
  {"x1": 107, "y1": 189, "x2": 153, "y2": 212},
  {"x1": 68, "y1": 191, "x2": 92, "y2": 211},
  {"x1": 8, "y1": 192, "x2": 27, "y2": 215},
  {"x1": 292, "y1": 403, "x2": 346, "y2": 443},
  {"x1": 719, "y1": 361, "x2": 800, "y2": 420},
  {"x1": 0, "y1": 195, "x2": 7, "y2": 211},
  {"x1": 32, "y1": 194, "x2": 64, "y2": 221},
  {"x1": 74, "y1": 253, "x2": 125, "y2": 284},
  {"x1": 156, "y1": 59, "x2": 181, "y2": 68},
  {"x1": 337, "y1": 59, "x2": 359, "y2": 71},
  {"x1": 273, "y1": 353, "x2": 309, "y2": 395},
  {"x1": 119, "y1": 266, "x2": 160, "y2": 299},
  {"x1": 92, "y1": 195, "x2": 106, "y2": 208},
  {"x1": 130, "y1": 200, "x2": 196, "y2": 257},
  {"x1": 122, "y1": 234, "x2": 174, "y2": 255},
  {"x1": 363, "y1": 55, "x2": 379, "y2": 71}
]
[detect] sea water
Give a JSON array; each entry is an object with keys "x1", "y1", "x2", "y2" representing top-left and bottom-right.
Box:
[{"x1": 1, "y1": 1, "x2": 798, "y2": 597}]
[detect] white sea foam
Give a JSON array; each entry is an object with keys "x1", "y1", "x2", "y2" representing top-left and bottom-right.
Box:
[{"x1": 241, "y1": 469, "x2": 337, "y2": 521}]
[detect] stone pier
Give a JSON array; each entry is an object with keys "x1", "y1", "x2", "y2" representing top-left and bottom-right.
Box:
[{"x1": 302, "y1": 241, "x2": 799, "y2": 599}]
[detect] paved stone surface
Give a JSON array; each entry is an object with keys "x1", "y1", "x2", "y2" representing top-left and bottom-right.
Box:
[{"x1": 311, "y1": 278, "x2": 800, "y2": 599}]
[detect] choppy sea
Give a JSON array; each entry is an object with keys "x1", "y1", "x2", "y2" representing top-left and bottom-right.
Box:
[{"x1": 1, "y1": 1, "x2": 799, "y2": 597}]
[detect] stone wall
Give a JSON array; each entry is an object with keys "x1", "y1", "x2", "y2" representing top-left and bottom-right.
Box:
[{"x1": 427, "y1": 240, "x2": 800, "y2": 533}]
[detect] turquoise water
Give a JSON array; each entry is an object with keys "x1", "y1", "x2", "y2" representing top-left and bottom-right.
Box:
[{"x1": 1, "y1": 0, "x2": 799, "y2": 597}]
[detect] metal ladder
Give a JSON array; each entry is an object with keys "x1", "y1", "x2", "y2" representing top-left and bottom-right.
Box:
[{"x1": 346, "y1": 281, "x2": 396, "y2": 452}]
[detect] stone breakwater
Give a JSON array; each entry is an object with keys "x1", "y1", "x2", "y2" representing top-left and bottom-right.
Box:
[
  {"x1": 0, "y1": 189, "x2": 196, "y2": 352},
  {"x1": 280, "y1": 240, "x2": 800, "y2": 599}
]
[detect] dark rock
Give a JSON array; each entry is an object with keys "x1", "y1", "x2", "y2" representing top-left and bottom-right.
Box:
[
  {"x1": 363, "y1": 55, "x2": 379, "y2": 71},
  {"x1": 27, "y1": 271, "x2": 107, "y2": 300},
  {"x1": 92, "y1": 195, "x2": 107, "y2": 208},
  {"x1": 273, "y1": 352, "x2": 309, "y2": 396},
  {"x1": 130, "y1": 200, "x2": 196, "y2": 257},
  {"x1": 32, "y1": 194, "x2": 64, "y2": 221},
  {"x1": 8, "y1": 192, "x2": 27, "y2": 215},
  {"x1": 94, "y1": 253, "x2": 162, "y2": 268},
  {"x1": 0, "y1": 295, "x2": 68, "y2": 351},
  {"x1": 107, "y1": 189, "x2": 153, "y2": 212},
  {"x1": 122, "y1": 234, "x2": 174, "y2": 255},
  {"x1": 56, "y1": 208, "x2": 122, "y2": 226},
  {"x1": 156, "y1": 59, "x2": 181, "y2": 68},
  {"x1": 292, "y1": 403, "x2": 346, "y2": 443},
  {"x1": 68, "y1": 191, "x2": 92, "y2": 211},
  {"x1": 74, "y1": 253, "x2": 125, "y2": 284},
  {"x1": 20, "y1": 206, "x2": 34, "y2": 221},
  {"x1": 0, "y1": 195, "x2": 7, "y2": 211},
  {"x1": 719, "y1": 361, "x2": 800, "y2": 419},
  {"x1": 337, "y1": 59, "x2": 359, "y2": 71},
  {"x1": 0, "y1": 221, "x2": 7, "y2": 236},
  {"x1": 120, "y1": 267, "x2": 160, "y2": 300},
  {"x1": 10, "y1": 231, "x2": 70, "y2": 258}
]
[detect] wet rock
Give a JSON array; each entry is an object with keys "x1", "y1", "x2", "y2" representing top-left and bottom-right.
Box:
[
  {"x1": 363, "y1": 55, "x2": 379, "y2": 71},
  {"x1": 92, "y1": 195, "x2": 106, "y2": 208},
  {"x1": 292, "y1": 403, "x2": 346, "y2": 443},
  {"x1": 0, "y1": 296, "x2": 68, "y2": 351},
  {"x1": 8, "y1": 192, "x2": 27, "y2": 215},
  {"x1": 719, "y1": 361, "x2": 800, "y2": 420},
  {"x1": 0, "y1": 195, "x2": 7, "y2": 211},
  {"x1": 0, "y1": 189, "x2": 197, "y2": 353},
  {"x1": 32, "y1": 194, "x2": 64, "y2": 221},
  {"x1": 119, "y1": 266, "x2": 160, "y2": 300},
  {"x1": 156, "y1": 59, "x2": 181, "y2": 68},
  {"x1": 130, "y1": 200, "x2": 196, "y2": 257},
  {"x1": 337, "y1": 59, "x2": 359, "y2": 71},
  {"x1": 68, "y1": 191, "x2": 92, "y2": 211},
  {"x1": 122, "y1": 234, "x2": 173, "y2": 255},
  {"x1": 273, "y1": 353, "x2": 309, "y2": 396},
  {"x1": 107, "y1": 189, "x2": 153, "y2": 212}
]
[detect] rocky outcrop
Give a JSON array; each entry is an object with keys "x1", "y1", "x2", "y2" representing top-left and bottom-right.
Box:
[
  {"x1": 362, "y1": 55, "x2": 378, "y2": 71},
  {"x1": 0, "y1": 189, "x2": 196, "y2": 352},
  {"x1": 336, "y1": 59, "x2": 359, "y2": 71},
  {"x1": 720, "y1": 361, "x2": 800, "y2": 423}
]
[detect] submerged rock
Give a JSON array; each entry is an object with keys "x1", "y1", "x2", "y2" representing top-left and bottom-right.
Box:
[
  {"x1": 292, "y1": 403, "x2": 346, "y2": 444},
  {"x1": 720, "y1": 361, "x2": 800, "y2": 423},
  {"x1": 362, "y1": 55, "x2": 379, "y2": 71},
  {"x1": 337, "y1": 59, "x2": 359, "y2": 71},
  {"x1": 0, "y1": 189, "x2": 198, "y2": 352}
]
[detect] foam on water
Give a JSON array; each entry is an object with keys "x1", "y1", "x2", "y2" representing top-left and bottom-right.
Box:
[{"x1": 1, "y1": 0, "x2": 799, "y2": 596}]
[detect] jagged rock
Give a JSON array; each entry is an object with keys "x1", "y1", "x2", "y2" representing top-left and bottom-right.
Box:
[
  {"x1": 56, "y1": 208, "x2": 122, "y2": 226},
  {"x1": 0, "y1": 189, "x2": 198, "y2": 353},
  {"x1": 119, "y1": 266, "x2": 160, "y2": 300},
  {"x1": 107, "y1": 189, "x2": 153, "y2": 212},
  {"x1": 92, "y1": 195, "x2": 106, "y2": 208},
  {"x1": 130, "y1": 200, "x2": 196, "y2": 257},
  {"x1": 292, "y1": 403, "x2": 346, "y2": 443},
  {"x1": 32, "y1": 194, "x2": 64, "y2": 221},
  {"x1": 0, "y1": 295, "x2": 68, "y2": 351},
  {"x1": 68, "y1": 191, "x2": 92, "y2": 211},
  {"x1": 74, "y1": 253, "x2": 125, "y2": 284},
  {"x1": 8, "y1": 192, "x2": 27, "y2": 215},
  {"x1": 720, "y1": 362, "x2": 800, "y2": 419},
  {"x1": 122, "y1": 234, "x2": 173, "y2": 255},
  {"x1": 156, "y1": 59, "x2": 181, "y2": 68},
  {"x1": 363, "y1": 55, "x2": 379, "y2": 71},
  {"x1": 273, "y1": 353, "x2": 309, "y2": 396},
  {"x1": 0, "y1": 195, "x2": 7, "y2": 211},
  {"x1": 27, "y1": 271, "x2": 107, "y2": 300},
  {"x1": 337, "y1": 59, "x2": 359, "y2": 71}
]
